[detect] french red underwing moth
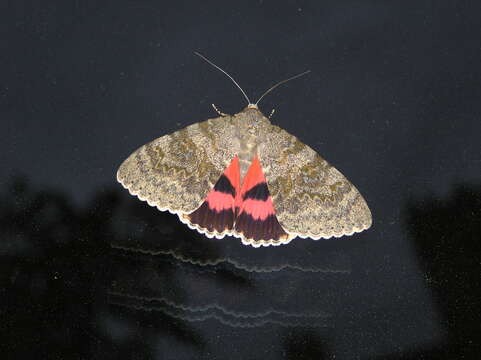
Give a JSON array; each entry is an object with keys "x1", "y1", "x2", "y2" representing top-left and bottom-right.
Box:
[{"x1": 117, "y1": 53, "x2": 372, "y2": 247}]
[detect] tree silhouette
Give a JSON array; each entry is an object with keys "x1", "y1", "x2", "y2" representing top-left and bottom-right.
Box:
[
  {"x1": 7, "y1": 177, "x2": 477, "y2": 359},
  {"x1": 282, "y1": 328, "x2": 332, "y2": 359},
  {"x1": 0, "y1": 177, "x2": 206, "y2": 359},
  {"x1": 385, "y1": 184, "x2": 481, "y2": 359}
]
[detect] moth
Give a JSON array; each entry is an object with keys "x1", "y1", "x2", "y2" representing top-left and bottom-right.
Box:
[{"x1": 117, "y1": 53, "x2": 372, "y2": 247}]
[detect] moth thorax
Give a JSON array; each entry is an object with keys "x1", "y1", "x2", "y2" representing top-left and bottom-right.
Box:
[{"x1": 237, "y1": 138, "x2": 258, "y2": 179}]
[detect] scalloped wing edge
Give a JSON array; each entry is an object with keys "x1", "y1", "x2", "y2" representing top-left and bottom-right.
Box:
[{"x1": 118, "y1": 172, "x2": 371, "y2": 247}]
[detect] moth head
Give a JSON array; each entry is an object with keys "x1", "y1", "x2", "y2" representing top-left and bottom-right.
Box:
[{"x1": 236, "y1": 105, "x2": 272, "y2": 132}]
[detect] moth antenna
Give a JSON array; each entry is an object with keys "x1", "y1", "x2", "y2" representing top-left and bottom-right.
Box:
[
  {"x1": 194, "y1": 52, "x2": 251, "y2": 105},
  {"x1": 255, "y1": 70, "x2": 311, "y2": 106}
]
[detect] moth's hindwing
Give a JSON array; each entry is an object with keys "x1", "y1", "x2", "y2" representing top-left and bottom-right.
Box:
[
  {"x1": 180, "y1": 155, "x2": 240, "y2": 239},
  {"x1": 233, "y1": 154, "x2": 290, "y2": 247}
]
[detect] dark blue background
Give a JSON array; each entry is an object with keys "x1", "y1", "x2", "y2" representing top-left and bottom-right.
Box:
[{"x1": 2, "y1": 1, "x2": 480, "y2": 359}]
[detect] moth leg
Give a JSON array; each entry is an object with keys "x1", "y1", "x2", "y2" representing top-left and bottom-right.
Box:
[
  {"x1": 212, "y1": 103, "x2": 228, "y2": 117},
  {"x1": 268, "y1": 108, "x2": 275, "y2": 119}
]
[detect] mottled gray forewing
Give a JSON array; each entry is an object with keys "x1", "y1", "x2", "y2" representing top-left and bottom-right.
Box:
[
  {"x1": 259, "y1": 124, "x2": 372, "y2": 239},
  {"x1": 117, "y1": 115, "x2": 238, "y2": 214}
]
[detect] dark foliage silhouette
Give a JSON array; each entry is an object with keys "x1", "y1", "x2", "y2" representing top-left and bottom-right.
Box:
[
  {"x1": 283, "y1": 328, "x2": 332, "y2": 359},
  {"x1": 0, "y1": 177, "x2": 206, "y2": 359},
  {"x1": 3, "y1": 177, "x2": 478, "y2": 359},
  {"x1": 377, "y1": 184, "x2": 481, "y2": 359}
]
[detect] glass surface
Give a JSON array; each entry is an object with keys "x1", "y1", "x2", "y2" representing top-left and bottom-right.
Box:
[{"x1": 2, "y1": 2, "x2": 480, "y2": 359}]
